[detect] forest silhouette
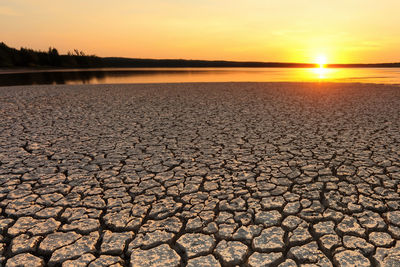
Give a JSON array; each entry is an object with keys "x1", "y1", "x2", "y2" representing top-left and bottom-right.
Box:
[{"x1": 1, "y1": 42, "x2": 399, "y2": 69}]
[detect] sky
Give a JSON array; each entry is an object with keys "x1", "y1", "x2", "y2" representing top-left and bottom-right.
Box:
[{"x1": 1, "y1": 0, "x2": 400, "y2": 63}]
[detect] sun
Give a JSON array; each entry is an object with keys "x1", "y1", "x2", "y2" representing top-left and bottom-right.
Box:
[
  {"x1": 312, "y1": 55, "x2": 329, "y2": 79},
  {"x1": 315, "y1": 55, "x2": 327, "y2": 68}
]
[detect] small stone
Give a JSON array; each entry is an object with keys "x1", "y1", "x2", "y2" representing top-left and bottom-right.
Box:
[
  {"x1": 139, "y1": 217, "x2": 182, "y2": 233},
  {"x1": 337, "y1": 165, "x2": 356, "y2": 176},
  {"x1": 11, "y1": 234, "x2": 42, "y2": 254},
  {"x1": 261, "y1": 196, "x2": 286, "y2": 210},
  {"x1": 8, "y1": 217, "x2": 40, "y2": 236},
  {"x1": 277, "y1": 259, "x2": 297, "y2": 267},
  {"x1": 28, "y1": 218, "x2": 60, "y2": 236},
  {"x1": 81, "y1": 195, "x2": 106, "y2": 209},
  {"x1": 234, "y1": 212, "x2": 252, "y2": 225},
  {"x1": 252, "y1": 227, "x2": 285, "y2": 252},
  {"x1": 313, "y1": 221, "x2": 336, "y2": 236},
  {"x1": 204, "y1": 181, "x2": 219, "y2": 191},
  {"x1": 232, "y1": 225, "x2": 262, "y2": 242},
  {"x1": 6, "y1": 253, "x2": 44, "y2": 267},
  {"x1": 62, "y1": 253, "x2": 96, "y2": 267},
  {"x1": 248, "y1": 252, "x2": 283, "y2": 267},
  {"x1": 282, "y1": 215, "x2": 302, "y2": 231},
  {"x1": 343, "y1": 236, "x2": 374, "y2": 254},
  {"x1": 289, "y1": 223, "x2": 312, "y2": 245},
  {"x1": 48, "y1": 232, "x2": 99, "y2": 265},
  {"x1": 300, "y1": 199, "x2": 312, "y2": 208},
  {"x1": 356, "y1": 211, "x2": 386, "y2": 231},
  {"x1": 323, "y1": 209, "x2": 344, "y2": 222},
  {"x1": 177, "y1": 233, "x2": 215, "y2": 258},
  {"x1": 337, "y1": 216, "x2": 365, "y2": 237},
  {"x1": 369, "y1": 232, "x2": 395, "y2": 247},
  {"x1": 388, "y1": 225, "x2": 400, "y2": 239},
  {"x1": 187, "y1": 255, "x2": 221, "y2": 267},
  {"x1": 348, "y1": 203, "x2": 363, "y2": 212},
  {"x1": 358, "y1": 195, "x2": 385, "y2": 211},
  {"x1": 215, "y1": 240, "x2": 248, "y2": 265},
  {"x1": 36, "y1": 207, "x2": 63, "y2": 219},
  {"x1": 386, "y1": 211, "x2": 400, "y2": 227},
  {"x1": 0, "y1": 218, "x2": 14, "y2": 232},
  {"x1": 186, "y1": 217, "x2": 203, "y2": 231},
  {"x1": 148, "y1": 197, "x2": 183, "y2": 220},
  {"x1": 374, "y1": 242, "x2": 400, "y2": 266},
  {"x1": 288, "y1": 241, "x2": 332, "y2": 266},
  {"x1": 203, "y1": 222, "x2": 218, "y2": 234},
  {"x1": 102, "y1": 212, "x2": 141, "y2": 231},
  {"x1": 215, "y1": 212, "x2": 234, "y2": 224},
  {"x1": 101, "y1": 231, "x2": 133, "y2": 255},
  {"x1": 299, "y1": 200, "x2": 324, "y2": 221},
  {"x1": 283, "y1": 192, "x2": 300, "y2": 202},
  {"x1": 333, "y1": 250, "x2": 370, "y2": 267},
  {"x1": 320, "y1": 234, "x2": 341, "y2": 252},
  {"x1": 128, "y1": 230, "x2": 174, "y2": 251},
  {"x1": 61, "y1": 218, "x2": 100, "y2": 234},
  {"x1": 254, "y1": 210, "x2": 281, "y2": 227},
  {"x1": 219, "y1": 197, "x2": 246, "y2": 211},
  {"x1": 130, "y1": 244, "x2": 180, "y2": 267},
  {"x1": 283, "y1": 202, "x2": 301, "y2": 215},
  {"x1": 88, "y1": 255, "x2": 123, "y2": 267},
  {"x1": 39, "y1": 231, "x2": 82, "y2": 254},
  {"x1": 216, "y1": 223, "x2": 237, "y2": 239}
]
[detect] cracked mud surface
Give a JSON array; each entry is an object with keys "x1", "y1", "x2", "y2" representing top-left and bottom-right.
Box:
[{"x1": 0, "y1": 82, "x2": 400, "y2": 266}]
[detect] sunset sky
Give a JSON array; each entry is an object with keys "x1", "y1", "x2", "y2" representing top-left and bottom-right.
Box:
[{"x1": 1, "y1": 0, "x2": 400, "y2": 63}]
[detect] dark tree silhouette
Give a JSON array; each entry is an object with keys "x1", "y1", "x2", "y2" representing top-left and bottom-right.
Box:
[
  {"x1": 0, "y1": 42, "x2": 102, "y2": 68},
  {"x1": 1, "y1": 42, "x2": 399, "y2": 68}
]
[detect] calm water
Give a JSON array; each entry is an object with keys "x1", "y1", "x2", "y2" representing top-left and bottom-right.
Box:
[{"x1": 1, "y1": 67, "x2": 400, "y2": 86}]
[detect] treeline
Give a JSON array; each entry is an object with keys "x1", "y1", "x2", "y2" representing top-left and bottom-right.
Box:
[
  {"x1": 328, "y1": 63, "x2": 400, "y2": 68},
  {"x1": 1, "y1": 42, "x2": 400, "y2": 68},
  {"x1": 0, "y1": 42, "x2": 316, "y2": 68},
  {"x1": 0, "y1": 42, "x2": 103, "y2": 68},
  {"x1": 101, "y1": 57, "x2": 316, "y2": 68}
]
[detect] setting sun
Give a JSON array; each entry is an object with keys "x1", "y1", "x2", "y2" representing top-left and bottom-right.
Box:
[{"x1": 316, "y1": 55, "x2": 327, "y2": 68}]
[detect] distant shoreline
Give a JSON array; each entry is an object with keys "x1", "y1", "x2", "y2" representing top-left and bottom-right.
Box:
[
  {"x1": 1, "y1": 63, "x2": 400, "y2": 75},
  {"x1": 2, "y1": 68, "x2": 400, "y2": 87}
]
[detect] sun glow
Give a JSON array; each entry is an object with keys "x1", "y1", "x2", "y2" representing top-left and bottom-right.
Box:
[
  {"x1": 315, "y1": 55, "x2": 327, "y2": 68},
  {"x1": 312, "y1": 67, "x2": 328, "y2": 79},
  {"x1": 312, "y1": 55, "x2": 329, "y2": 79}
]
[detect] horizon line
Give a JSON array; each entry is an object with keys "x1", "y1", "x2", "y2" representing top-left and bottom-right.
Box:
[{"x1": 103, "y1": 56, "x2": 400, "y2": 66}]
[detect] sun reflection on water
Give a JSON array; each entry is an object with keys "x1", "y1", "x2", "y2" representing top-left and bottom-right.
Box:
[
  {"x1": 312, "y1": 67, "x2": 330, "y2": 79},
  {"x1": 2, "y1": 67, "x2": 398, "y2": 86}
]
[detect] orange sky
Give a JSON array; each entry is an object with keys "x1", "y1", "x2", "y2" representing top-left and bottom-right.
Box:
[{"x1": 1, "y1": 0, "x2": 400, "y2": 63}]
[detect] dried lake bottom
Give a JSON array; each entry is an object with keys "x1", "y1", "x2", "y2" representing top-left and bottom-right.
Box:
[{"x1": 1, "y1": 82, "x2": 400, "y2": 266}]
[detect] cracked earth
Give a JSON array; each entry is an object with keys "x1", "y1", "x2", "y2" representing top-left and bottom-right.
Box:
[{"x1": 0, "y1": 82, "x2": 400, "y2": 266}]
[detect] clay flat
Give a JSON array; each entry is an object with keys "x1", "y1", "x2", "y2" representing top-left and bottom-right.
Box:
[{"x1": 0, "y1": 82, "x2": 400, "y2": 266}]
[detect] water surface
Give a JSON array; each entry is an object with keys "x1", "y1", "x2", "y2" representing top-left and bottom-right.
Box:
[{"x1": 1, "y1": 67, "x2": 400, "y2": 86}]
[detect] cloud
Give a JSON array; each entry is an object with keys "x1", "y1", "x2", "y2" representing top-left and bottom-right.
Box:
[{"x1": 0, "y1": 6, "x2": 21, "y2": 16}]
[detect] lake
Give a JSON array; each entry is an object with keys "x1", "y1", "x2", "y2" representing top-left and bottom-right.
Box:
[{"x1": 1, "y1": 67, "x2": 400, "y2": 86}]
